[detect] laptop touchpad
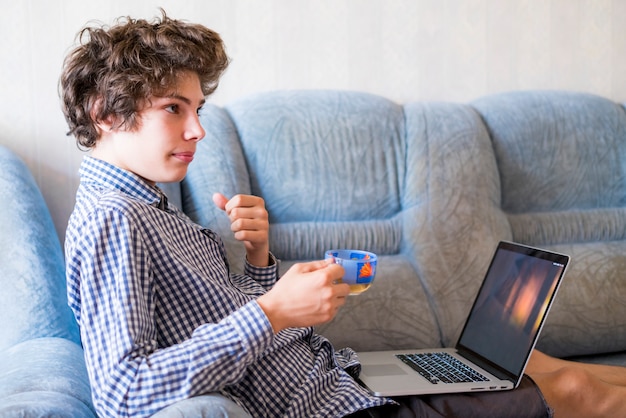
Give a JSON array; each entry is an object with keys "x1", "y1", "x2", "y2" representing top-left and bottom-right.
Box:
[{"x1": 362, "y1": 364, "x2": 407, "y2": 376}]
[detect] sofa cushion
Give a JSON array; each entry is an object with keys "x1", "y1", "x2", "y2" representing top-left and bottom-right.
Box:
[
  {"x1": 268, "y1": 217, "x2": 402, "y2": 261},
  {"x1": 225, "y1": 90, "x2": 406, "y2": 224},
  {"x1": 473, "y1": 91, "x2": 626, "y2": 214},
  {"x1": 534, "y1": 241, "x2": 626, "y2": 357},
  {"x1": 402, "y1": 101, "x2": 512, "y2": 346},
  {"x1": 469, "y1": 92, "x2": 626, "y2": 357},
  {"x1": 313, "y1": 253, "x2": 442, "y2": 351}
]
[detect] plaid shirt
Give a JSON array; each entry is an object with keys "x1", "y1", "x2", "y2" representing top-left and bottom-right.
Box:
[{"x1": 65, "y1": 157, "x2": 391, "y2": 417}]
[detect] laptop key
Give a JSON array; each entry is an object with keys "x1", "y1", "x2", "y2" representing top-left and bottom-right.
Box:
[
  {"x1": 396, "y1": 353, "x2": 489, "y2": 384},
  {"x1": 397, "y1": 354, "x2": 441, "y2": 384}
]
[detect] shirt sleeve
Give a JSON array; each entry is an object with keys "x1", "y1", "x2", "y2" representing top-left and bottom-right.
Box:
[
  {"x1": 67, "y1": 207, "x2": 275, "y2": 417},
  {"x1": 243, "y1": 253, "x2": 280, "y2": 289}
]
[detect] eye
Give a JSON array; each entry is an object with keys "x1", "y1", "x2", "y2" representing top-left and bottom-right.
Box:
[
  {"x1": 196, "y1": 106, "x2": 204, "y2": 116},
  {"x1": 165, "y1": 104, "x2": 179, "y2": 114}
]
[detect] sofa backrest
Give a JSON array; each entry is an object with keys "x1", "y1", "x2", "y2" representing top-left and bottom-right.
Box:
[
  {"x1": 465, "y1": 92, "x2": 626, "y2": 356},
  {"x1": 229, "y1": 91, "x2": 408, "y2": 261},
  {"x1": 472, "y1": 91, "x2": 626, "y2": 247},
  {"x1": 401, "y1": 100, "x2": 513, "y2": 345}
]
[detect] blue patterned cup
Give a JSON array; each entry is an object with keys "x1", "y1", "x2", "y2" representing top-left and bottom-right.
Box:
[{"x1": 324, "y1": 249, "x2": 377, "y2": 295}]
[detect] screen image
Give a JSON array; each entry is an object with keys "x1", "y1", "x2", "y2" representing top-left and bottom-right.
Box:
[{"x1": 458, "y1": 247, "x2": 566, "y2": 376}]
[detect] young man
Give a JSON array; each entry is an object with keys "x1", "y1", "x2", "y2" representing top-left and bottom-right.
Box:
[{"x1": 60, "y1": 11, "x2": 626, "y2": 418}]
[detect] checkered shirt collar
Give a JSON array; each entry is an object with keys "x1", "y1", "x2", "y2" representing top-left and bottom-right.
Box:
[{"x1": 79, "y1": 156, "x2": 164, "y2": 209}]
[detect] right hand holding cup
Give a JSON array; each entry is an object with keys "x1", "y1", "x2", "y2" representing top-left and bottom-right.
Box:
[{"x1": 257, "y1": 259, "x2": 350, "y2": 333}]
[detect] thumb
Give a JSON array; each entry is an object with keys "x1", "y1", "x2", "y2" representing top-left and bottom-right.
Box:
[
  {"x1": 296, "y1": 258, "x2": 337, "y2": 274},
  {"x1": 212, "y1": 192, "x2": 229, "y2": 211}
]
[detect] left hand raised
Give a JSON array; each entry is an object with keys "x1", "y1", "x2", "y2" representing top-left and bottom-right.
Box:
[{"x1": 212, "y1": 193, "x2": 270, "y2": 267}]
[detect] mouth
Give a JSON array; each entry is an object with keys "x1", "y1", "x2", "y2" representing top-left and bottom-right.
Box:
[{"x1": 172, "y1": 151, "x2": 195, "y2": 163}]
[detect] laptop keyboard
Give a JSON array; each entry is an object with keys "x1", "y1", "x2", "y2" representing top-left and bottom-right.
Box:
[{"x1": 396, "y1": 352, "x2": 490, "y2": 384}]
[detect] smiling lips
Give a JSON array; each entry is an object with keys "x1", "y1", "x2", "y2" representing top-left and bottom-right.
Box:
[{"x1": 173, "y1": 152, "x2": 194, "y2": 163}]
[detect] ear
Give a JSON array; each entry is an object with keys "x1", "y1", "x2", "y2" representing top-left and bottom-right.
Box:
[
  {"x1": 90, "y1": 96, "x2": 115, "y2": 135},
  {"x1": 95, "y1": 117, "x2": 115, "y2": 135}
]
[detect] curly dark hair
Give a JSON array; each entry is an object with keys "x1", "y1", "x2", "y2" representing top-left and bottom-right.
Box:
[{"x1": 59, "y1": 10, "x2": 229, "y2": 149}]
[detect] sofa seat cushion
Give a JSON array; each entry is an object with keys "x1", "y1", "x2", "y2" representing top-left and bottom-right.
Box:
[
  {"x1": 310, "y1": 254, "x2": 442, "y2": 351},
  {"x1": 535, "y1": 241, "x2": 626, "y2": 357}
]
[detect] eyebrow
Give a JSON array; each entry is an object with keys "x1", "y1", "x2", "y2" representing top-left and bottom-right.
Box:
[{"x1": 164, "y1": 94, "x2": 206, "y2": 107}]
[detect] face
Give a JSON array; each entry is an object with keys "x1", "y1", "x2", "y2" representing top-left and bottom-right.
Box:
[{"x1": 92, "y1": 71, "x2": 206, "y2": 184}]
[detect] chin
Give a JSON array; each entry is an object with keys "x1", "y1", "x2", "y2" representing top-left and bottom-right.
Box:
[
  {"x1": 163, "y1": 174, "x2": 187, "y2": 183},
  {"x1": 153, "y1": 170, "x2": 188, "y2": 185}
]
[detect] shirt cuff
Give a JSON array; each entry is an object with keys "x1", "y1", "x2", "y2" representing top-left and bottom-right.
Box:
[
  {"x1": 244, "y1": 253, "x2": 279, "y2": 287},
  {"x1": 225, "y1": 300, "x2": 274, "y2": 359}
]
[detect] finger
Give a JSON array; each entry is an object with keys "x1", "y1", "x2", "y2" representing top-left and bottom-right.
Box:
[
  {"x1": 294, "y1": 258, "x2": 336, "y2": 274},
  {"x1": 223, "y1": 194, "x2": 246, "y2": 213},
  {"x1": 228, "y1": 207, "x2": 269, "y2": 226},
  {"x1": 225, "y1": 194, "x2": 265, "y2": 214},
  {"x1": 230, "y1": 217, "x2": 268, "y2": 236},
  {"x1": 334, "y1": 282, "x2": 351, "y2": 298},
  {"x1": 212, "y1": 192, "x2": 229, "y2": 211},
  {"x1": 233, "y1": 229, "x2": 268, "y2": 246}
]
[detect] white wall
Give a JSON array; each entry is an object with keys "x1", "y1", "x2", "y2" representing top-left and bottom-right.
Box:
[{"x1": 1, "y1": 0, "x2": 625, "y2": 242}]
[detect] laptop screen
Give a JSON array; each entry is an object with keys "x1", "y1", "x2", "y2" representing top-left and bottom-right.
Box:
[{"x1": 457, "y1": 242, "x2": 568, "y2": 379}]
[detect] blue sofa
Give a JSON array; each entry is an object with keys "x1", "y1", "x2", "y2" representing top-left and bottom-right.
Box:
[{"x1": 2, "y1": 90, "x2": 625, "y2": 417}]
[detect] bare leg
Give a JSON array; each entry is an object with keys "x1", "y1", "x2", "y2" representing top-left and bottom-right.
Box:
[
  {"x1": 527, "y1": 350, "x2": 626, "y2": 386},
  {"x1": 526, "y1": 350, "x2": 626, "y2": 418}
]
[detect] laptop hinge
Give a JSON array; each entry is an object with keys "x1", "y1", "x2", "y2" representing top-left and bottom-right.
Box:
[{"x1": 457, "y1": 346, "x2": 516, "y2": 382}]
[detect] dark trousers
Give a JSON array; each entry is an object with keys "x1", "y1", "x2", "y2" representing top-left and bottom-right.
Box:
[{"x1": 347, "y1": 375, "x2": 553, "y2": 418}]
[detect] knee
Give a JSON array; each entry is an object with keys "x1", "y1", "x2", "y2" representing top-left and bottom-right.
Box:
[
  {"x1": 551, "y1": 367, "x2": 595, "y2": 399},
  {"x1": 545, "y1": 367, "x2": 599, "y2": 411}
]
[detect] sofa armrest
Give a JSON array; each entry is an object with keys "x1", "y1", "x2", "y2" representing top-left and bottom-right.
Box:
[
  {"x1": 0, "y1": 146, "x2": 80, "y2": 351},
  {"x1": 0, "y1": 337, "x2": 95, "y2": 417},
  {"x1": 152, "y1": 394, "x2": 252, "y2": 418}
]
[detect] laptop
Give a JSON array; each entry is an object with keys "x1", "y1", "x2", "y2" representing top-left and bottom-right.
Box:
[{"x1": 357, "y1": 241, "x2": 569, "y2": 396}]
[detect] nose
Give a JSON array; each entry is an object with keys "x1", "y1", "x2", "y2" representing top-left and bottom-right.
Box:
[{"x1": 185, "y1": 113, "x2": 205, "y2": 142}]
